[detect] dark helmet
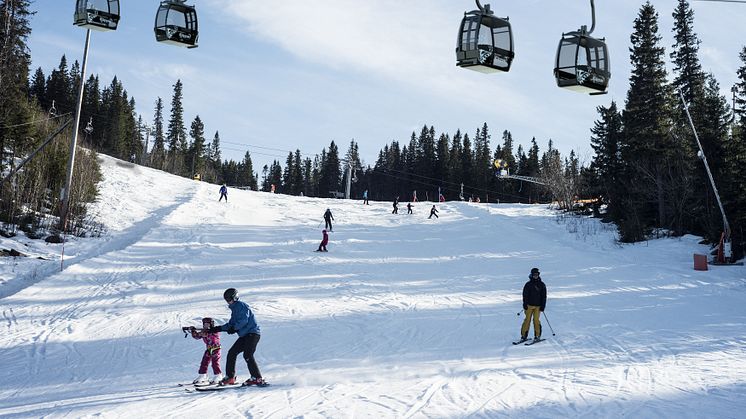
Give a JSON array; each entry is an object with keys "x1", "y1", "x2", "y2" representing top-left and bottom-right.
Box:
[
  {"x1": 223, "y1": 288, "x2": 238, "y2": 303},
  {"x1": 202, "y1": 317, "x2": 215, "y2": 329},
  {"x1": 530, "y1": 268, "x2": 540, "y2": 274}
]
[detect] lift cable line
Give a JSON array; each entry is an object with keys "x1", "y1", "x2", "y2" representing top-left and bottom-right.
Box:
[
  {"x1": 1, "y1": 119, "x2": 74, "y2": 186},
  {"x1": 375, "y1": 166, "x2": 530, "y2": 202},
  {"x1": 0, "y1": 112, "x2": 72, "y2": 129}
]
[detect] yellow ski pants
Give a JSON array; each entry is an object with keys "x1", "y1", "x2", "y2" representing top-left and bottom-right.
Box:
[{"x1": 521, "y1": 306, "x2": 542, "y2": 339}]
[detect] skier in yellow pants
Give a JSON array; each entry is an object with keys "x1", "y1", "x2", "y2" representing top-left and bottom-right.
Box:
[{"x1": 520, "y1": 268, "x2": 547, "y2": 342}]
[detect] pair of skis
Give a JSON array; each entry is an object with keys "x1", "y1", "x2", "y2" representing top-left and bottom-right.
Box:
[
  {"x1": 180, "y1": 381, "x2": 271, "y2": 392},
  {"x1": 512, "y1": 338, "x2": 545, "y2": 346}
]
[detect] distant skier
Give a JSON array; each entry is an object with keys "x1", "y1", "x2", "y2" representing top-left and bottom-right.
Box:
[
  {"x1": 363, "y1": 190, "x2": 369, "y2": 205},
  {"x1": 392, "y1": 197, "x2": 399, "y2": 214},
  {"x1": 208, "y1": 288, "x2": 266, "y2": 387},
  {"x1": 219, "y1": 184, "x2": 228, "y2": 202},
  {"x1": 188, "y1": 317, "x2": 223, "y2": 385},
  {"x1": 323, "y1": 208, "x2": 334, "y2": 231},
  {"x1": 519, "y1": 268, "x2": 547, "y2": 343},
  {"x1": 428, "y1": 205, "x2": 438, "y2": 219},
  {"x1": 407, "y1": 202, "x2": 413, "y2": 214},
  {"x1": 316, "y1": 229, "x2": 329, "y2": 252}
]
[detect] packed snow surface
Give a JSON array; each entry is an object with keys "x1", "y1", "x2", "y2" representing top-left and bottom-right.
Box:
[{"x1": 1, "y1": 154, "x2": 745, "y2": 418}]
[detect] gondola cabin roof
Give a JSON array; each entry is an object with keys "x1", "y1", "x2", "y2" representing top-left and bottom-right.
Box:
[
  {"x1": 154, "y1": 1, "x2": 199, "y2": 48},
  {"x1": 74, "y1": 0, "x2": 120, "y2": 31}
]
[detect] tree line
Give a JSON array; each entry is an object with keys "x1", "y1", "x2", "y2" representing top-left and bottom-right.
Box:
[{"x1": 585, "y1": 0, "x2": 746, "y2": 260}]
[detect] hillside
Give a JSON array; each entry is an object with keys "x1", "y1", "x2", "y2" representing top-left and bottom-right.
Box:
[{"x1": 1, "y1": 154, "x2": 745, "y2": 418}]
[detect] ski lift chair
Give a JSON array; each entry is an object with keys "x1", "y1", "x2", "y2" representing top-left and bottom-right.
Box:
[
  {"x1": 553, "y1": 0, "x2": 610, "y2": 95},
  {"x1": 74, "y1": 0, "x2": 120, "y2": 31},
  {"x1": 456, "y1": 0, "x2": 514, "y2": 73},
  {"x1": 155, "y1": 1, "x2": 199, "y2": 48}
]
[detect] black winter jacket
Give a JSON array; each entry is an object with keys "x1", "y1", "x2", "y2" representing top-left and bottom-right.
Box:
[{"x1": 522, "y1": 276, "x2": 547, "y2": 311}]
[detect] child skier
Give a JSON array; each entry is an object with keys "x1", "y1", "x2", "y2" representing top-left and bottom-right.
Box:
[
  {"x1": 317, "y1": 229, "x2": 329, "y2": 252},
  {"x1": 208, "y1": 288, "x2": 267, "y2": 387},
  {"x1": 407, "y1": 202, "x2": 413, "y2": 214},
  {"x1": 428, "y1": 205, "x2": 439, "y2": 219},
  {"x1": 219, "y1": 184, "x2": 228, "y2": 202},
  {"x1": 189, "y1": 317, "x2": 223, "y2": 385}
]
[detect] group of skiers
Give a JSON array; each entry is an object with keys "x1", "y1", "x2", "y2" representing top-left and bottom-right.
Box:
[
  {"x1": 203, "y1": 187, "x2": 547, "y2": 386},
  {"x1": 188, "y1": 268, "x2": 547, "y2": 387},
  {"x1": 392, "y1": 197, "x2": 439, "y2": 219}
]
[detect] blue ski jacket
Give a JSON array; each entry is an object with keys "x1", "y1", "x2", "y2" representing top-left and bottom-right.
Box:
[{"x1": 221, "y1": 299, "x2": 260, "y2": 336}]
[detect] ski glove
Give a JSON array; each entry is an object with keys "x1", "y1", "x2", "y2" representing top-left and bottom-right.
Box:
[
  {"x1": 226, "y1": 326, "x2": 236, "y2": 335},
  {"x1": 523, "y1": 304, "x2": 528, "y2": 311}
]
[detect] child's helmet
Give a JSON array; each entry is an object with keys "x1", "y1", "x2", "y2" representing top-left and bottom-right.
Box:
[
  {"x1": 223, "y1": 288, "x2": 238, "y2": 303},
  {"x1": 202, "y1": 317, "x2": 215, "y2": 329}
]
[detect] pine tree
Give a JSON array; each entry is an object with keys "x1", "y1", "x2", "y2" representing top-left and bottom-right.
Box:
[
  {"x1": 0, "y1": 0, "x2": 34, "y2": 188},
  {"x1": 670, "y1": 0, "x2": 704, "y2": 104},
  {"x1": 282, "y1": 151, "x2": 295, "y2": 194},
  {"x1": 461, "y1": 132, "x2": 473, "y2": 193},
  {"x1": 268, "y1": 160, "x2": 283, "y2": 192},
  {"x1": 319, "y1": 141, "x2": 341, "y2": 197},
  {"x1": 239, "y1": 151, "x2": 257, "y2": 190},
  {"x1": 187, "y1": 115, "x2": 205, "y2": 178},
  {"x1": 81, "y1": 75, "x2": 100, "y2": 147},
  {"x1": 204, "y1": 130, "x2": 221, "y2": 183},
  {"x1": 344, "y1": 140, "x2": 362, "y2": 198},
  {"x1": 29, "y1": 67, "x2": 45, "y2": 106},
  {"x1": 619, "y1": 2, "x2": 672, "y2": 241},
  {"x1": 473, "y1": 123, "x2": 492, "y2": 199},
  {"x1": 151, "y1": 97, "x2": 166, "y2": 169},
  {"x1": 721, "y1": 47, "x2": 746, "y2": 259},
  {"x1": 448, "y1": 130, "x2": 463, "y2": 193},
  {"x1": 435, "y1": 133, "x2": 450, "y2": 186},
  {"x1": 45, "y1": 56, "x2": 72, "y2": 115},
  {"x1": 589, "y1": 101, "x2": 624, "y2": 220},
  {"x1": 167, "y1": 79, "x2": 187, "y2": 175},
  {"x1": 493, "y1": 130, "x2": 518, "y2": 200},
  {"x1": 302, "y1": 157, "x2": 313, "y2": 196}
]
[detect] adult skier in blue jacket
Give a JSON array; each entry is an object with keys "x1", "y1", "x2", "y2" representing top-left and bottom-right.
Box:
[{"x1": 209, "y1": 288, "x2": 266, "y2": 386}]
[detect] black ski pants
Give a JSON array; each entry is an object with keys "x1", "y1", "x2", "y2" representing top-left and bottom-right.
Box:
[
  {"x1": 225, "y1": 333, "x2": 262, "y2": 379},
  {"x1": 325, "y1": 218, "x2": 333, "y2": 230}
]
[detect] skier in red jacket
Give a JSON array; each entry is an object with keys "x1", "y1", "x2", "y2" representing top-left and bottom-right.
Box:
[{"x1": 317, "y1": 229, "x2": 329, "y2": 252}]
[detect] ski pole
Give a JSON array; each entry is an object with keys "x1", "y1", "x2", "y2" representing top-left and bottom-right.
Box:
[
  {"x1": 516, "y1": 310, "x2": 523, "y2": 316},
  {"x1": 542, "y1": 312, "x2": 556, "y2": 336}
]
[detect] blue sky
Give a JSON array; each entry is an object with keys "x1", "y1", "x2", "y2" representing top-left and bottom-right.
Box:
[{"x1": 27, "y1": 0, "x2": 745, "y2": 170}]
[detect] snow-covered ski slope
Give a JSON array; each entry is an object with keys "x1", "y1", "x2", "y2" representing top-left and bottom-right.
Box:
[{"x1": 1, "y1": 154, "x2": 745, "y2": 418}]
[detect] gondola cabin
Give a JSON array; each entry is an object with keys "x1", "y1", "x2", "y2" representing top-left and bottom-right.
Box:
[
  {"x1": 554, "y1": 30, "x2": 610, "y2": 94},
  {"x1": 155, "y1": 1, "x2": 199, "y2": 48},
  {"x1": 456, "y1": 2, "x2": 514, "y2": 73},
  {"x1": 74, "y1": 0, "x2": 120, "y2": 31}
]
